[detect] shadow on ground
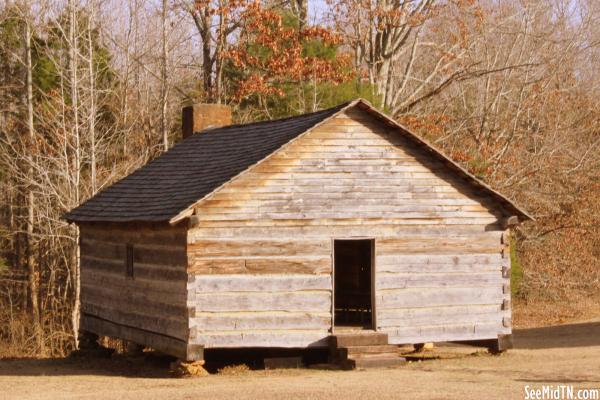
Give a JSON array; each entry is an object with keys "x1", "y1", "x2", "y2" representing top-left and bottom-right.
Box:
[
  {"x1": 513, "y1": 321, "x2": 600, "y2": 349},
  {"x1": 2, "y1": 321, "x2": 599, "y2": 377},
  {"x1": 0, "y1": 353, "x2": 174, "y2": 378},
  {"x1": 0, "y1": 348, "x2": 328, "y2": 378}
]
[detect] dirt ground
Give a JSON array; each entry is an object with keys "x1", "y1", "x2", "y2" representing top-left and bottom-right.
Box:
[{"x1": 1, "y1": 319, "x2": 599, "y2": 400}]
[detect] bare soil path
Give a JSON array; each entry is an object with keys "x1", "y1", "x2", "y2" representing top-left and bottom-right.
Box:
[{"x1": 2, "y1": 320, "x2": 599, "y2": 400}]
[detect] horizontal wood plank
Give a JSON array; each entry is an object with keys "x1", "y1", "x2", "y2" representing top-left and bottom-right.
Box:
[
  {"x1": 190, "y1": 274, "x2": 331, "y2": 292},
  {"x1": 192, "y1": 218, "x2": 500, "y2": 229},
  {"x1": 191, "y1": 312, "x2": 331, "y2": 331},
  {"x1": 190, "y1": 330, "x2": 330, "y2": 348},
  {"x1": 188, "y1": 239, "x2": 330, "y2": 257},
  {"x1": 81, "y1": 256, "x2": 188, "y2": 281},
  {"x1": 377, "y1": 253, "x2": 503, "y2": 266},
  {"x1": 376, "y1": 304, "x2": 503, "y2": 328},
  {"x1": 194, "y1": 291, "x2": 331, "y2": 312},
  {"x1": 188, "y1": 225, "x2": 501, "y2": 240},
  {"x1": 189, "y1": 256, "x2": 332, "y2": 275},
  {"x1": 82, "y1": 302, "x2": 189, "y2": 340},
  {"x1": 81, "y1": 283, "x2": 188, "y2": 318},
  {"x1": 375, "y1": 272, "x2": 503, "y2": 290},
  {"x1": 384, "y1": 322, "x2": 508, "y2": 345},
  {"x1": 377, "y1": 287, "x2": 504, "y2": 309},
  {"x1": 80, "y1": 224, "x2": 186, "y2": 247},
  {"x1": 81, "y1": 268, "x2": 186, "y2": 294},
  {"x1": 81, "y1": 240, "x2": 187, "y2": 267}
]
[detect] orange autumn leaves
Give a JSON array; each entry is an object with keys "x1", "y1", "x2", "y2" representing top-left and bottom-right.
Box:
[{"x1": 224, "y1": 2, "x2": 354, "y2": 101}]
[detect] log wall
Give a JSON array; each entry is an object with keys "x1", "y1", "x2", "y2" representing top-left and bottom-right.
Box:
[
  {"x1": 187, "y1": 107, "x2": 511, "y2": 348},
  {"x1": 79, "y1": 223, "x2": 190, "y2": 356}
]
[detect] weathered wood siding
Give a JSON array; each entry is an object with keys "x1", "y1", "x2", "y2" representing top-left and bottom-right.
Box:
[
  {"x1": 79, "y1": 223, "x2": 190, "y2": 356},
  {"x1": 187, "y1": 108, "x2": 511, "y2": 348}
]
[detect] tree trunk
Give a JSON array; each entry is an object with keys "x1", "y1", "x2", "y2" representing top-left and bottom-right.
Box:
[
  {"x1": 24, "y1": 3, "x2": 42, "y2": 355},
  {"x1": 214, "y1": 0, "x2": 225, "y2": 104},
  {"x1": 87, "y1": 5, "x2": 97, "y2": 193},
  {"x1": 69, "y1": 0, "x2": 81, "y2": 350},
  {"x1": 160, "y1": 0, "x2": 169, "y2": 150},
  {"x1": 201, "y1": 8, "x2": 213, "y2": 102},
  {"x1": 292, "y1": 0, "x2": 307, "y2": 31}
]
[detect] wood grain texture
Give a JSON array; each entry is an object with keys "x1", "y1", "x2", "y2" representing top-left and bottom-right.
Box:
[
  {"x1": 376, "y1": 305, "x2": 502, "y2": 327},
  {"x1": 375, "y1": 272, "x2": 503, "y2": 289},
  {"x1": 193, "y1": 291, "x2": 331, "y2": 313},
  {"x1": 189, "y1": 274, "x2": 331, "y2": 292},
  {"x1": 384, "y1": 322, "x2": 509, "y2": 345},
  {"x1": 377, "y1": 287, "x2": 504, "y2": 309},
  {"x1": 188, "y1": 239, "x2": 331, "y2": 257},
  {"x1": 191, "y1": 312, "x2": 331, "y2": 331},
  {"x1": 81, "y1": 283, "x2": 188, "y2": 319},
  {"x1": 189, "y1": 256, "x2": 332, "y2": 275},
  {"x1": 191, "y1": 330, "x2": 330, "y2": 348},
  {"x1": 81, "y1": 256, "x2": 188, "y2": 281},
  {"x1": 82, "y1": 302, "x2": 188, "y2": 340}
]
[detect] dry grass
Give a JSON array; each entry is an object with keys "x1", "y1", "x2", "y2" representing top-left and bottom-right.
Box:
[
  {"x1": 0, "y1": 313, "x2": 39, "y2": 359},
  {"x1": 514, "y1": 295, "x2": 600, "y2": 328},
  {"x1": 217, "y1": 364, "x2": 252, "y2": 376}
]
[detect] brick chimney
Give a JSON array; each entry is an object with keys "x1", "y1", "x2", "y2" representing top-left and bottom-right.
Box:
[{"x1": 182, "y1": 103, "x2": 232, "y2": 139}]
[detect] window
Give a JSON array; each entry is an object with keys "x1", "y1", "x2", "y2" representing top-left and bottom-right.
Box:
[{"x1": 126, "y1": 244, "x2": 134, "y2": 278}]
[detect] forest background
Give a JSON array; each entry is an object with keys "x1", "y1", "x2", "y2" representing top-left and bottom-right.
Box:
[{"x1": 0, "y1": 0, "x2": 598, "y2": 357}]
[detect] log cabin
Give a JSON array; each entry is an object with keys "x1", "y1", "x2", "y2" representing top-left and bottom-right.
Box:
[{"x1": 64, "y1": 99, "x2": 532, "y2": 368}]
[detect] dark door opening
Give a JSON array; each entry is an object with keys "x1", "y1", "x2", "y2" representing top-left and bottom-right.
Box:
[{"x1": 333, "y1": 239, "x2": 374, "y2": 328}]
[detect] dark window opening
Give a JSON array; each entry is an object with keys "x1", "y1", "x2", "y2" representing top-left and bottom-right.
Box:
[
  {"x1": 334, "y1": 239, "x2": 373, "y2": 328},
  {"x1": 126, "y1": 244, "x2": 134, "y2": 278}
]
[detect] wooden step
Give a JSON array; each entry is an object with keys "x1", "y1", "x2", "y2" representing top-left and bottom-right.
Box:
[
  {"x1": 329, "y1": 331, "x2": 405, "y2": 369},
  {"x1": 353, "y1": 356, "x2": 407, "y2": 369},
  {"x1": 341, "y1": 356, "x2": 407, "y2": 370},
  {"x1": 332, "y1": 332, "x2": 389, "y2": 347},
  {"x1": 350, "y1": 351, "x2": 402, "y2": 359},
  {"x1": 345, "y1": 344, "x2": 399, "y2": 356},
  {"x1": 334, "y1": 345, "x2": 400, "y2": 360}
]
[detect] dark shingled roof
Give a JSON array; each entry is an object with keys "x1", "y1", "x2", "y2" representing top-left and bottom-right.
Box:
[
  {"x1": 64, "y1": 102, "x2": 351, "y2": 223},
  {"x1": 64, "y1": 99, "x2": 533, "y2": 224}
]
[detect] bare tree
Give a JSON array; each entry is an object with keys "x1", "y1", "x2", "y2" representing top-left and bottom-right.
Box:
[
  {"x1": 22, "y1": 0, "x2": 43, "y2": 354},
  {"x1": 86, "y1": 0, "x2": 97, "y2": 193},
  {"x1": 289, "y1": 0, "x2": 307, "y2": 30},
  {"x1": 160, "y1": 0, "x2": 169, "y2": 150},
  {"x1": 178, "y1": 0, "x2": 246, "y2": 103}
]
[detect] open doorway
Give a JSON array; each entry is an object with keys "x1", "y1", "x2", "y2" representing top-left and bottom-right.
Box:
[{"x1": 333, "y1": 239, "x2": 374, "y2": 329}]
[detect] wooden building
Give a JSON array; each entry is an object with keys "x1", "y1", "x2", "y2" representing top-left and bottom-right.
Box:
[{"x1": 64, "y1": 99, "x2": 532, "y2": 367}]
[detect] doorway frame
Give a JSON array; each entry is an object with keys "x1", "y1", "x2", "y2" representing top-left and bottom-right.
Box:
[{"x1": 331, "y1": 238, "x2": 376, "y2": 333}]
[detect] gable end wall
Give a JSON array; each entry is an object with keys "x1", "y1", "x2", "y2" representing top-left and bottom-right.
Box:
[{"x1": 186, "y1": 108, "x2": 511, "y2": 348}]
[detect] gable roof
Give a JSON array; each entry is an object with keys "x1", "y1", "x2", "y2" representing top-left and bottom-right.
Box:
[{"x1": 64, "y1": 99, "x2": 532, "y2": 224}]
